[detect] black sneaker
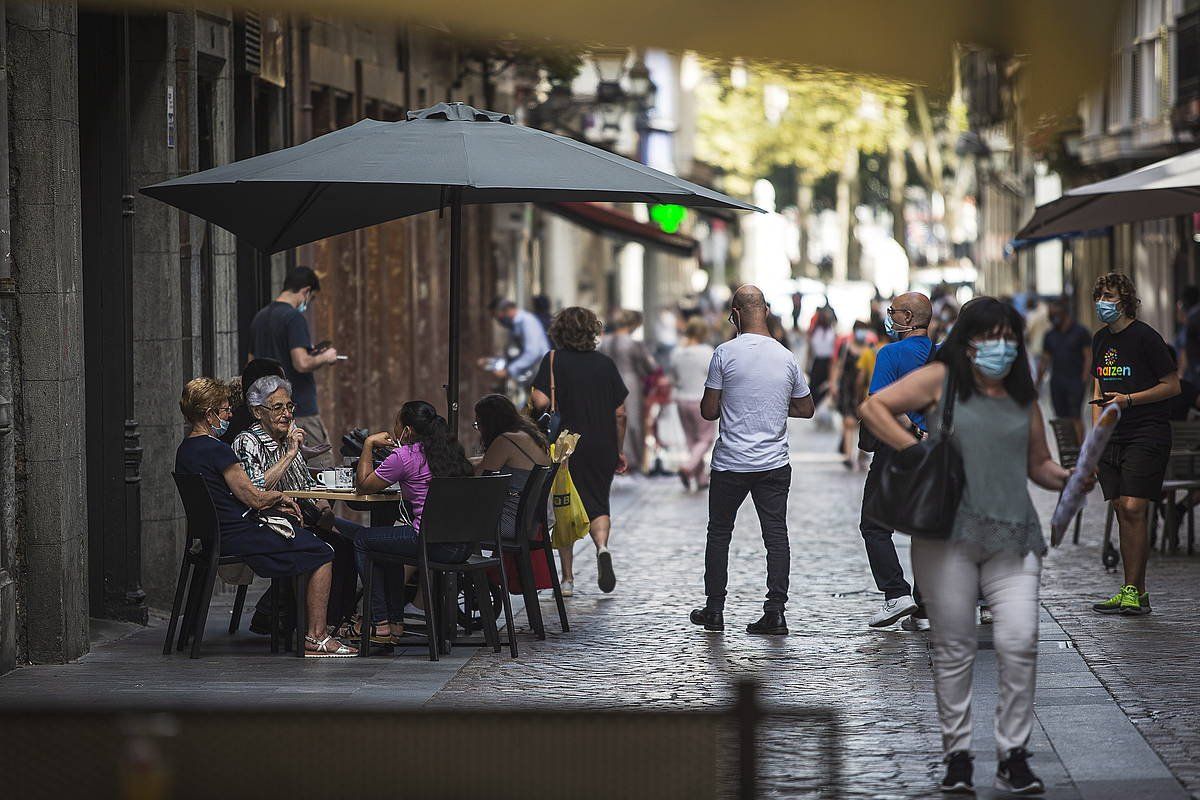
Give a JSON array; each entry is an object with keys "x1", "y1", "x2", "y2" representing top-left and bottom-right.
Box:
[
  {"x1": 996, "y1": 748, "x2": 1044, "y2": 795},
  {"x1": 940, "y1": 750, "x2": 974, "y2": 794}
]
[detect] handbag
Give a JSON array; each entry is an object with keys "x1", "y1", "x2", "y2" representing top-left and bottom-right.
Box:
[
  {"x1": 537, "y1": 350, "x2": 563, "y2": 442},
  {"x1": 861, "y1": 371, "x2": 964, "y2": 539}
]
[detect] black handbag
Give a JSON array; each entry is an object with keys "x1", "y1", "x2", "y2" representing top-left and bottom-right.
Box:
[
  {"x1": 862, "y1": 372, "x2": 964, "y2": 539},
  {"x1": 536, "y1": 350, "x2": 563, "y2": 442}
]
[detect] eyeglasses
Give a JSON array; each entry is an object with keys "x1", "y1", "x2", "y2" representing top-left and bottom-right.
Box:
[
  {"x1": 209, "y1": 406, "x2": 233, "y2": 418},
  {"x1": 886, "y1": 307, "x2": 908, "y2": 318},
  {"x1": 263, "y1": 402, "x2": 296, "y2": 415}
]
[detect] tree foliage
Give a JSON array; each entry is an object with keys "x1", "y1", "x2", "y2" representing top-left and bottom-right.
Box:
[{"x1": 694, "y1": 61, "x2": 910, "y2": 197}]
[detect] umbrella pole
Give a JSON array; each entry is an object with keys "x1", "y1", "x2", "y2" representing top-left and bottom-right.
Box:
[{"x1": 447, "y1": 188, "x2": 464, "y2": 437}]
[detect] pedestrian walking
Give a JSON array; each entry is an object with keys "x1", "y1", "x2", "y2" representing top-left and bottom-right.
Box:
[
  {"x1": 689, "y1": 285, "x2": 814, "y2": 635},
  {"x1": 859, "y1": 296, "x2": 1085, "y2": 795},
  {"x1": 599, "y1": 310, "x2": 656, "y2": 474},
  {"x1": 1090, "y1": 273, "x2": 1180, "y2": 617},
  {"x1": 830, "y1": 321, "x2": 874, "y2": 471},
  {"x1": 671, "y1": 316, "x2": 717, "y2": 490},
  {"x1": 859, "y1": 292, "x2": 934, "y2": 630},
  {"x1": 807, "y1": 307, "x2": 836, "y2": 406},
  {"x1": 531, "y1": 307, "x2": 629, "y2": 595},
  {"x1": 247, "y1": 266, "x2": 340, "y2": 469},
  {"x1": 1038, "y1": 299, "x2": 1092, "y2": 444},
  {"x1": 484, "y1": 298, "x2": 551, "y2": 385}
]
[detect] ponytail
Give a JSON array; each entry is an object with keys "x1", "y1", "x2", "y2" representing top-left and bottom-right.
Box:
[{"x1": 398, "y1": 400, "x2": 473, "y2": 478}]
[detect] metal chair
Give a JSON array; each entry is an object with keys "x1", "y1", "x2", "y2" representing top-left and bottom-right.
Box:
[
  {"x1": 1049, "y1": 418, "x2": 1085, "y2": 544},
  {"x1": 167, "y1": 473, "x2": 307, "y2": 659},
  {"x1": 500, "y1": 464, "x2": 569, "y2": 640},
  {"x1": 359, "y1": 475, "x2": 513, "y2": 661}
]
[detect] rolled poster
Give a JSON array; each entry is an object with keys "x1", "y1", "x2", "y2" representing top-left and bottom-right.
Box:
[{"x1": 1050, "y1": 403, "x2": 1121, "y2": 546}]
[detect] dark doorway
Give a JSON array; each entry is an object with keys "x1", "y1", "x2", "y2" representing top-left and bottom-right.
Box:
[{"x1": 79, "y1": 12, "x2": 146, "y2": 623}]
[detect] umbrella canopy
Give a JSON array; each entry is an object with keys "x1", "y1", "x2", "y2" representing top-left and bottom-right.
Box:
[
  {"x1": 1017, "y1": 148, "x2": 1200, "y2": 240},
  {"x1": 141, "y1": 102, "x2": 758, "y2": 253},
  {"x1": 142, "y1": 101, "x2": 758, "y2": 432}
]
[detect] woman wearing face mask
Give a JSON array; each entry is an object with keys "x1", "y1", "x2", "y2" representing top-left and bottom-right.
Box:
[
  {"x1": 352, "y1": 400, "x2": 474, "y2": 644},
  {"x1": 860, "y1": 297, "x2": 1087, "y2": 795},
  {"x1": 1090, "y1": 273, "x2": 1179, "y2": 617}
]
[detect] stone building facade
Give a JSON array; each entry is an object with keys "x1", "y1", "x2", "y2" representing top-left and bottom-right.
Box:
[{"x1": 0, "y1": 4, "x2": 513, "y2": 673}]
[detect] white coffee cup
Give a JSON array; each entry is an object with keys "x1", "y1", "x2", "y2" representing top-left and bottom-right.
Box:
[{"x1": 315, "y1": 468, "x2": 353, "y2": 489}]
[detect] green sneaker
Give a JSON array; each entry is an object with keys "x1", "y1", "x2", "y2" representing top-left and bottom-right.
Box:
[
  {"x1": 1093, "y1": 585, "x2": 1138, "y2": 615},
  {"x1": 1121, "y1": 591, "x2": 1152, "y2": 616}
]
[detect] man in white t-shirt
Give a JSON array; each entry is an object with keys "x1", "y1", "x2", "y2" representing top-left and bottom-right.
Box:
[{"x1": 690, "y1": 285, "x2": 815, "y2": 635}]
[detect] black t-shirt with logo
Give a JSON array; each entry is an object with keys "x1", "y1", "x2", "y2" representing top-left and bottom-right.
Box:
[{"x1": 1092, "y1": 320, "x2": 1176, "y2": 443}]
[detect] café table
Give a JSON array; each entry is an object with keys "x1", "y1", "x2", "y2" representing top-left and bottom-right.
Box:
[{"x1": 282, "y1": 487, "x2": 401, "y2": 527}]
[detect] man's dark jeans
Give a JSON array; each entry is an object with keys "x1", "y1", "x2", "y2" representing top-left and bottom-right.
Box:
[
  {"x1": 705, "y1": 465, "x2": 792, "y2": 613},
  {"x1": 860, "y1": 446, "x2": 921, "y2": 602}
]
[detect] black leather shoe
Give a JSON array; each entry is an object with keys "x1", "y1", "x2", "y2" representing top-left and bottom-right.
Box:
[
  {"x1": 747, "y1": 611, "x2": 788, "y2": 635},
  {"x1": 689, "y1": 607, "x2": 724, "y2": 631}
]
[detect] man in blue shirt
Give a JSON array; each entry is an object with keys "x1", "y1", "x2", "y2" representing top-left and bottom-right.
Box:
[
  {"x1": 487, "y1": 298, "x2": 551, "y2": 384},
  {"x1": 860, "y1": 292, "x2": 933, "y2": 630}
]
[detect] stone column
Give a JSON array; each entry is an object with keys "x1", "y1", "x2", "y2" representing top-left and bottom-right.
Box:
[{"x1": 8, "y1": 0, "x2": 89, "y2": 662}]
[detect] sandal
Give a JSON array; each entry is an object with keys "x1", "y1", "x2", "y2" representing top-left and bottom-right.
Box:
[
  {"x1": 304, "y1": 635, "x2": 357, "y2": 658},
  {"x1": 346, "y1": 619, "x2": 402, "y2": 646}
]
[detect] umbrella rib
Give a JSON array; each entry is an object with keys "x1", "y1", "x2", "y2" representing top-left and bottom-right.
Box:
[{"x1": 266, "y1": 183, "x2": 330, "y2": 253}]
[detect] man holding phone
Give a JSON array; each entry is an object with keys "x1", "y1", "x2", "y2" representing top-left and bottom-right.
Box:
[{"x1": 249, "y1": 266, "x2": 341, "y2": 468}]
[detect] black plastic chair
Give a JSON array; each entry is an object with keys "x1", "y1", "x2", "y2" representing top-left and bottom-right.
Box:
[
  {"x1": 359, "y1": 475, "x2": 513, "y2": 661},
  {"x1": 502, "y1": 463, "x2": 569, "y2": 639},
  {"x1": 167, "y1": 473, "x2": 307, "y2": 659},
  {"x1": 1049, "y1": 418, "x2": 1085, "y2": 545}
]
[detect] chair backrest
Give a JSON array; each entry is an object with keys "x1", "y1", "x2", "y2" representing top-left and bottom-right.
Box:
[
  {"x1": 513, "y1": 464, "x2": 553, "y2": 543},
  {"x1": 172, "y1": 472, "x2": 221, "y2": 559},
  {"x1": 1049, "y1": 418, "x2": 1080, "y2": 469},
  {"x1": 1171, "y1": 420, "x2": 1200, "y2": 452},
  {"x1": 421, "y1": 475, "x2": 511, "y2": 545}
]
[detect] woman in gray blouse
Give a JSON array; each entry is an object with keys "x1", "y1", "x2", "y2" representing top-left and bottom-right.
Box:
[{"x1": 861, "y1": 297, "x2": 1092, "y2": 796}]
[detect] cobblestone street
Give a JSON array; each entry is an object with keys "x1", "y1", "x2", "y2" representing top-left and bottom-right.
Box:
[
  {"x1": 432, "y1": 423, "x2": 1196, "y2": 800},
  {"x1": 1, "y1": 423, "x2": 1196, "y2": 799}
]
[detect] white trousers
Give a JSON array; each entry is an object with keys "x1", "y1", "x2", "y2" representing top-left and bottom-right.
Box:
[{"x1": 911, "y1": 538, "x2": 1042, "y2": 758}]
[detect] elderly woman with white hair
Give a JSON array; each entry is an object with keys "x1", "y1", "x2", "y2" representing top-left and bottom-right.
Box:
[{"x1": 232, "y1": 374, "x2": 362, "y2": 637}]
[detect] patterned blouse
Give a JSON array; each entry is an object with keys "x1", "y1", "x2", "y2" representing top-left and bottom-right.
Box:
[{"x1": 231, "y1": 423, "x2": 312, "y2": 491}]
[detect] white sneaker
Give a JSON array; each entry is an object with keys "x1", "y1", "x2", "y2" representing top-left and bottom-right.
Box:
[
  {"x1": 901, "y1": 615, "x2": 931, "y2": 632},
  {"x1": 403, "y1": 602, "x2": 425, "y2": 620},
  {"x1": 560, "y1": 580, "x2": 574, "y2": 598},
  {"x1": 869, "y1": 595, "x2": 918, "y2": 628}
]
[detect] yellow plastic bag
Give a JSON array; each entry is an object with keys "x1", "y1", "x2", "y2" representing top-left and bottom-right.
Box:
[{"x1": 550, "y1": 434, "x2": 590, "y2": 548}]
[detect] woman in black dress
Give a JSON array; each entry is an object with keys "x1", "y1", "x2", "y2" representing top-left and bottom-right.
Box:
[
  {"x1": 174, "y1": 377, "x2": 356, "y2": 657},
  {"x1": 531, "y1": 307, "x2": 629, "y2": 595}
]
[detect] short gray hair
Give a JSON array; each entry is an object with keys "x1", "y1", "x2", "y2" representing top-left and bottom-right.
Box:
[{"x1": 246, "y1": 375, "x2": 293, "y2": 408}]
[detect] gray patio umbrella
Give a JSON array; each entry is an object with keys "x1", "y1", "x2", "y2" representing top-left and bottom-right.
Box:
[
  {"x1": 1017, "y1": 147, "x2": 1200, "y2": 240},
  {"x1": 142, "y1": 102, "x2": 758, "y2": 433}
]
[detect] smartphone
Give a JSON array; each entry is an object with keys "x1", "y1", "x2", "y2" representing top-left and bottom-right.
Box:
[
  {"x1": 309, "y1": 339, "x2": 332, "y2": 355},
  {"x1": 1088, "y1": 398, "x2": 1109, "y2": 406}
]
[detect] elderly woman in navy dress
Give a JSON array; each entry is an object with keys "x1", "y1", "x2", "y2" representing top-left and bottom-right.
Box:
[{"x1": 173, "y1": 377, "x2": 356, "y2": 657}]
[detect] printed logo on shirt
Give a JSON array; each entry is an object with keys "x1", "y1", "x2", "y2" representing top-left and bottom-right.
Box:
[{"x1": 1096, "y1": 347, "x2": 1132, "y2": 379}]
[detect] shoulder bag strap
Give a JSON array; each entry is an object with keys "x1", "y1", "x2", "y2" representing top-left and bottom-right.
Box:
[{"x1": 549, "y1": 350, "x2": 557, "y2": 412}]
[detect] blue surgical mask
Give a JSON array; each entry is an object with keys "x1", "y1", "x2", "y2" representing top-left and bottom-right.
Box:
[
  {"x1": 973, "y1": 339, "x2": 1019, "y2": 379},
  {"x1": 1096, "y1": 300, "x2": 1121, "y2": 324},
  {"x1": 211, "y1": 416, "x2": 230, "y2": 436},
  {"x1": 298, "y1": 301, "x2": 309, "y2": 314},
  {"x1": 883, "y1": 313, "x2": 899, "y2": 340}
]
